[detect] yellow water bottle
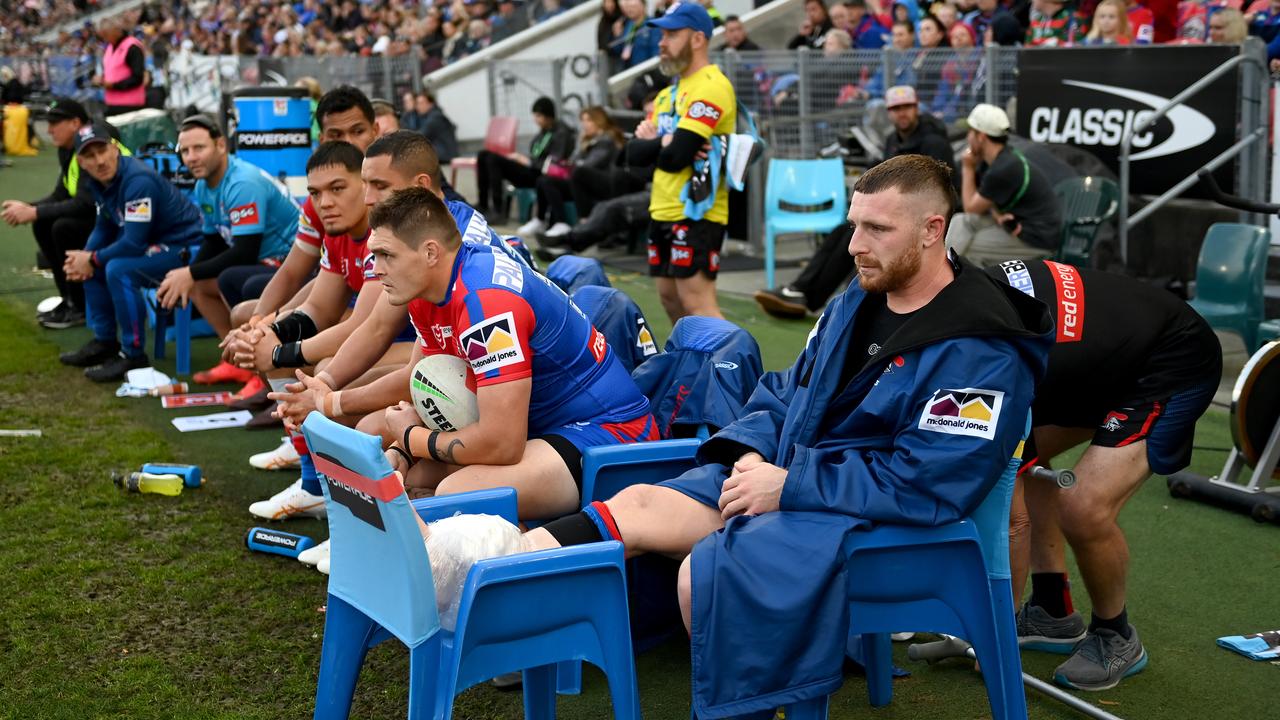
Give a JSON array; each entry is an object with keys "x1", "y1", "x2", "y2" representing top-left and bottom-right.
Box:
[{"x1": 112, "y1": 471, "x2": 184, "y2": 496}]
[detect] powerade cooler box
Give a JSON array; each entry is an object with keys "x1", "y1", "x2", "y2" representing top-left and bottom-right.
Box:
[{"x1": 231, "y1": 87, "x2": 313, "y2": 202}]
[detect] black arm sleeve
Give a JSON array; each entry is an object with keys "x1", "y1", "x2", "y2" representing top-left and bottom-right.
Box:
[
  {"x1": 189, "y1": 233, "x2": 264, "y2": 281},
  {"x1": 626, "y1": 137, "x2": 662, "y2": 168},
  {"x1": 113, "y1": 46, "x2": 146, "y2": 91},
  {"x1": 655, "y1": 128, "x2": 707, "y2": 173}
]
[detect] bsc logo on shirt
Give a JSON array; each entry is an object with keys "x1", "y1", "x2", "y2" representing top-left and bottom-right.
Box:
[
  {"x1": 460, "y1": 311, "x2": 525, "y2": 374},
  {"x1": 229, "y1": 202, "x2": 259, "y2": 227},
  {"x1": 124, "y1": 198, "x2": 152, "y2": 222},
  {"x1": 687, "y1": 100, "x2": 723, "y2": 129},
  {"x1": 671, "y1": 246, "x2": 693, "y2": 267},
  {"x1": 918, "y1": 387, "x2": 1005, "y2": 441}
]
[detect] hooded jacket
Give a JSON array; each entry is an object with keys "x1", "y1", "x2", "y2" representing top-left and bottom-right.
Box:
[{"x1": 672, "y1": 252, "x2": 1054, "y2": 717}]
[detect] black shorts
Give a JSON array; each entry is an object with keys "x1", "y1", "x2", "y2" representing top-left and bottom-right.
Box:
[{"x1": 647, "y1": 219, "x2": 725, "y2": 279}]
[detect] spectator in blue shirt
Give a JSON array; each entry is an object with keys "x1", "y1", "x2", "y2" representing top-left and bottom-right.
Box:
[{"x1": 613, "y1": 0, "x2": 661, "y2": 68}]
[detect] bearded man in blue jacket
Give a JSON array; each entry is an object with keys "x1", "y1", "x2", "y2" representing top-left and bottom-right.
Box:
[{"x1": 426, "y1": 154, "x2": 1054, "y2": 718}]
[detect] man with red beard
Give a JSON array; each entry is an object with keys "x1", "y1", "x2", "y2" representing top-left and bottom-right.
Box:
[{"x1": 422, "y1": 154, "x2": 1055, "y2": 716}]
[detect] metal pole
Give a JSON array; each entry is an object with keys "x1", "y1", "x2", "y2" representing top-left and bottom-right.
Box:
[
  {"x1": 1270, "y1": 72, "x2": 1280, "y2": 245},
  {"x1": 1127, "y1": 128, "x2": 1266, "y2": 228},
  {"x1": 984, "y1": 43, "x2": 998, "y2": 106},
  {"x1": 596, "y1": 49, "x2": 612, "y2": 107},
  {"x1": 797, "y1": 47, "x2": 811, "y2": 157},
  {"x1": 381, "y1": 54, "x2": 394, "y2": 103},
  {"x1": 487, "y1": 61, "x2": 498, "y2": 124},
  {"x1": 551, "y1": 57, "x2": 566, "y2": 116},
  {"x1": 1239, "y1": 43, "x2": 1260, "y2": 227}
]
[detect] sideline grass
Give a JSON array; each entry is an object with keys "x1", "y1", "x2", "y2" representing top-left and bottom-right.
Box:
[{"x1": 0, "y1": 151, "x2": 1274, "y2": 718}]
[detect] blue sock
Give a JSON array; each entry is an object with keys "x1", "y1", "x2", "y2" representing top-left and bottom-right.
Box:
[{"x1": 299, "y1": 453, "x2": 321, "y2": 495}]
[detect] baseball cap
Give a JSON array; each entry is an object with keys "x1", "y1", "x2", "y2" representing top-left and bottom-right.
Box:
[
  {"x1": 967, "y1": 103, "x2": 1010, "y2": 138},
  {"x1": 648, "y1": 1, "x2": 715, "y2": 38},
  {"x1": 73, "y1": 122, "x2": 114, "y2": 153},
  {"x1": 179, "y1": 112, "x2": 222, "y2": 137},
  {"x1": 884, "y1": 85, "x2": 917, "y2": 109},
  {"x1": 46, "y1": 97, "x2": 90, "y2": 123}
]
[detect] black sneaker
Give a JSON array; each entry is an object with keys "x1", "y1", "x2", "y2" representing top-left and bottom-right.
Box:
[
  {"x1": 38, "y1": 303, "x2": 85, "y2": 329},
  {"x1": 84, "y1": 352, "x2": 149, "y2": 383},
  {"x1": 60, "y1": 338, "x2": 120, "y2": 367},
  {"x1": 753, "y1": 287, "x2": 809, "y2": 319},
  {"x1": 1053, "y1": 625, "x2": 1148, "y2": 691}
]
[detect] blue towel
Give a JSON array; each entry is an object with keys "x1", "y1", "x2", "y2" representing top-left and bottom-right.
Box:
[{"x1": 1217, "y1": 630, "x2": 1280, "y2": 660}]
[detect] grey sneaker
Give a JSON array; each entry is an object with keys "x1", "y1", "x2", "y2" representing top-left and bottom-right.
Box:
[
  {"x1": 491, "y1": 671, "x2": 523, "y2": 689},
  {"x1": 1017, "y1": 602, "x2": 1086, "y2": 654},
  {"x1": 1053, "y1": 625, "x2": 1148, "y2": 691}
]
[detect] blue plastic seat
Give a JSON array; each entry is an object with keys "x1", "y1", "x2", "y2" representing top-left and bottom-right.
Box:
[
  {"x1": 763, "y1": 158, "x2": 848, "y2": 289},
  {"x1": 299, "y1": 413, "x2": 641, "y2": 720},
  {"x1": 142, "y1": 253, "x2": 215, "y2": 376},
  {"x1": 1188, "y1": 222, "x2": 1273, "y2": 353},
  {"x1": 787, "y1": 421, "x2": 1031, "y2": 720}
]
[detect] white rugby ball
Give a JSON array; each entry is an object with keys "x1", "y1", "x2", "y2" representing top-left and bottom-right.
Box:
[{"x1": 410, "y1": 354, "x2": 479, "y2": 432}]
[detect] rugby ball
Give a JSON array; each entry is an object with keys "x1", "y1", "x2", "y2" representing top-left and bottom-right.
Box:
[{"x1": 410, "y1": 354, "x2": 479, "y2": 432}]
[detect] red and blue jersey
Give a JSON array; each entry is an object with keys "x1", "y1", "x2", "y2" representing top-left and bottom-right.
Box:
[
  {"x1": 319, "y1": 227, "x2": 374, "y2": 294},
  {"x1": 408, "y1": 242, "x2": 650, "y2": 434}
]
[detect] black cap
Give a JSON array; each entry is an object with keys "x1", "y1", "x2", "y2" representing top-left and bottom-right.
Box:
[
  {"x1": 73, "y1": 122, "x2": 114, "y2": 153},
  {"x1": 179, "y1": 112, "x2": 222, "y2": 138},
  {"x1": 47, "y1": 97, "x2": 89, "y2": 123}
]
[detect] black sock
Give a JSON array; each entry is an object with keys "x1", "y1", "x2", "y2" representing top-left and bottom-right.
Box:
[
  {"x1": 1029, "y1": 572, "x2": 1073, "y2": 618},
  {"x1": 540, "y1": 511, "x2": 605, "y2": 547},
  {"x1": 1090, "y1": 607, "x2": 1131, "y2": 639}
]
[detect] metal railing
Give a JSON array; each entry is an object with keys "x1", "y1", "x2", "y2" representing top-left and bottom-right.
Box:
[{"x1": 1118, "y1": 39, "x2": 1270, "y2": 264}]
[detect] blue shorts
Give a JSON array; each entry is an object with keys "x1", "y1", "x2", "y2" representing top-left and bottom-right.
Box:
[
  {"x1": 537, "y1": 413, "x2": 658, "y2": 491},
  {"x1": 1143, "y1": 375, "x2": 1219, "y2": 476},
  {"x1": 658, "y1": 463, "x2": 730, "y2": 510}
]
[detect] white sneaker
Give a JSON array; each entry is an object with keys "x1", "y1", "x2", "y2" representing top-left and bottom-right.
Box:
[
  {"x1": 516, "y1": 217, "x2": 545, "y2": 237},
  {"x1": 543, "y1": 222, "x2": 572, "y2": 238},
  {"x1": 248, "y1": 479, "x2": 327, "y2": 520},
  {"x1": 316, "y1": 555, "x2": 330, "y2": 575},
  {"x1": 249, "y1": 437, "x2": 301, "y2": 471},
  {"x1": 298, "y1": 538, "x2": 330, "y2": 566}
]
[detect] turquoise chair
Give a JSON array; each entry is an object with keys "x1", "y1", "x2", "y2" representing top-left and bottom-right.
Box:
[
  {"x1": 1053, "y1": 176, "x2": 1119, "y2": 267},
  {"x1": 141, "y1": 245, "x2": 214, "y2": 376},
  {"x1": 789, "y1": 418, "x2": 1032, "y2": 720},
  {"x1": 1189, "y1": 223, "x2": 1273, "y2": 353},
  {"x1": 763, "y1": 158, "x2": 847, "y2": 289},
  {"x1": 300, "y1": 414, "x2": 640, "y2": 720}
]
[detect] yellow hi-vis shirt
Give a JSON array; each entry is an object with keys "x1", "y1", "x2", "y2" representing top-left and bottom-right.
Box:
[{"x1": 648, "y1": 64, "x2": 736, "y2": 225}]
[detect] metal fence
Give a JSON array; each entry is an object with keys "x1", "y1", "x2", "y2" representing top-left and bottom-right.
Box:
[
  {"x1": 714, "y1": 46, "x2": 1019, "y2": 159},
  {"x1": 487, "y1": 54, "x2": 611, "y2": 139}
]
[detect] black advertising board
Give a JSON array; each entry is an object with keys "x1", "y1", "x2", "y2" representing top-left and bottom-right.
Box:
[{"x1": 1016, "y1": 45, "x2": 1238, "y2": 197}]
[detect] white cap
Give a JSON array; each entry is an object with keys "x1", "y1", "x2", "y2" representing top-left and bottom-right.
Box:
[{"x1": 967, "y1": 103, "x2": 1010, "y2": 137}]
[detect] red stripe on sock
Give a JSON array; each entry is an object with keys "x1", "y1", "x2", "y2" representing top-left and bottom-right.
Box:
[
  {"x1": 290, "y1": 433, "x2": 311, "y2": 457},
  {"x1": 590, "y1": 500, "x2": 623, "y2": 542},
  {"x1": 1061, "y1": 573, "x2": 1075, "y2": 615}
]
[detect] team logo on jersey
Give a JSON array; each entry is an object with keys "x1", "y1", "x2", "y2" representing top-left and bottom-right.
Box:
[
  {"x1": 1101, "y1": 411, "x2": 1128, "y2": 432},
  {"x1": 491, "y1": 252, "x2": 524, "y2": 292},
  {"x1": 999, "y1": 260, "x2": 1035, "y2": 298},
  {"x1": 1044, "y1": 260, "x2": 1084, "y2": 343},
  {"x1": 636, "y1": 319, "x2": 658, "y2": 356},
  {"x1": 431, "y1": 324, "x2": 454, "y2": 349},
  {"x1": 589, "y1": 327, "x2": 608, "y2": 364},
  {"x1": 229, "y1": 202, "x2": 259, "y2": 227},
  {"x1": 918, "y1": 388, "x2": 1004, "y2": 440},
  {"x1": 687, "y1": 100, "x2": 723, "y2": 129},
  {"x1": 124, "y1": 198, "x2": 152, "y2": 222},
  {"x1": 362, "y1": 252, "x2": 376, "y2": 279},
  {"x1": 460, "y1": 312, "x2": 525, "y2": 373}
]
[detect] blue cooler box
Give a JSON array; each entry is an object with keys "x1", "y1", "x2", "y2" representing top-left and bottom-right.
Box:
[{"x1": 232, "y1": 87, "x2": 313, "y2": 202}]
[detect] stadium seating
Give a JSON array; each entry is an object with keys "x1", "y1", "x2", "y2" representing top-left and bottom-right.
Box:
[
  {"x1": 300, "y1": 413, "x2": 641, "y2": 720},
  {"x1": 763, "y1": 158, "x2": 848, "y2": 290},
  {"x1": 1189, "y1": 223, "x2": 1273, "y2": 353},
  {"x1": 1053, "y1": 176, "x2": 1119, "y2": 267}
]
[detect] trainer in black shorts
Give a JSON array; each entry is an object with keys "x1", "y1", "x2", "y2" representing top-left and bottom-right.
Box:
[{"x1": 648, "y1": 219, "x2": 725, "y2": 279}]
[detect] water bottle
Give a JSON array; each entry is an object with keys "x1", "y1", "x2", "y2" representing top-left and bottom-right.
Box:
[
  {"x1": 141, "y1": 463, "x2": 203, "y2": 488},
  {"x1": 112, "y1": 471, "x2": 184, "y2": 496}
]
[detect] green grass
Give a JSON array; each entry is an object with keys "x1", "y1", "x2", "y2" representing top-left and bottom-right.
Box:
[{"x1": 0, "y1": 151, "x2": 1275, "y2": 718}]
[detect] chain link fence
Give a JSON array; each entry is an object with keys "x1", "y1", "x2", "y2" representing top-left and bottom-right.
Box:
[
  {"x1": 489, "y1": 53, "x2": 610, "y2": 139},
  {"x1": 713, "y1": 46, "x2": 1019, "y2": 159}
]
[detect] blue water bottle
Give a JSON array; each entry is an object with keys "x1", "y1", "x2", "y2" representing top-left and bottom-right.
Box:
[{"x1": 141, "y1": 463, "x2": 203, "y2": 488}]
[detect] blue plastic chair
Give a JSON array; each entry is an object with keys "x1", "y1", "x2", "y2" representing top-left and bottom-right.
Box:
[
  {"x1": 788, "y1": 421, "x2": 1032, "y2": 720},
  {"x1": 1188, "y1": 223, "x2": 1273, "y2": 353},
  {"x1": 763, "y1": 158, "x2": 848, "y2": 289},
  {"x1": 299, "y1": 414, "x2": 641, "y2": 720},
  {"x1": 143, "y1": 288, "x2": 215, "y2": 376}
]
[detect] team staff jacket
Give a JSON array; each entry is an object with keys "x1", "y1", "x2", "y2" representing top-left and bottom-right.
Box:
[
  {"x1": 84, "y1": 155, "x2": 202, "y2": 266},
  {"x1": 989, "y1": 259, "x2": 1220, "y2": 428},
  {"x1": 193, "y1": 156, "x2": 300, "y2": 266},
  {"x1": 676, "y1": 253, "x2": 1053, "y2": 718},
  {"x1": 649, "y1": 64, "x2": 737, "y2": 225},
  {"x1": 408, "y1": 243, "x2": 650, "y2": 436},
  {"x1": 35, "y1": 142, "x2": 129, "y2": 223}
]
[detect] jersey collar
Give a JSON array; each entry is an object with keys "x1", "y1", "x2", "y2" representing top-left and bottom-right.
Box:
[{"x1": 436, "y1": 242, "x2": 470, "y2": 307}]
